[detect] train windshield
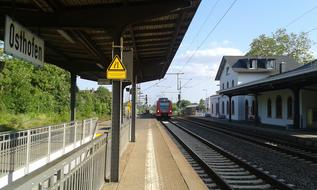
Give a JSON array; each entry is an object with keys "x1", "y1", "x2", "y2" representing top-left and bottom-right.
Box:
[{"x1": 159, "y1": 102, "x2": 170, "y2": 111}]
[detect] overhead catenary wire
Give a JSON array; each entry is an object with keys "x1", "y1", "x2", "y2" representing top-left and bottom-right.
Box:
[
  {"x1": 178, "y1": 0, "x2": 221, "y2": 64},
  {"x1": 284, "y1": 5, "x2": 317, "y2": 28},
  {"x1": 179, "y1": 0, "x2": 238, "y2": 72}
]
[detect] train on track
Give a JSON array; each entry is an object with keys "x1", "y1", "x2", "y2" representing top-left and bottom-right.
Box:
[{"x1": 155, "y1": 98, "x2": 172, "y2": 119}]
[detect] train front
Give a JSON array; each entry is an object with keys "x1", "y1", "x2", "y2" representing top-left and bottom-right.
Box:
[{"x1": 156, "y1": 98, "x2": 172, "y2": 119}]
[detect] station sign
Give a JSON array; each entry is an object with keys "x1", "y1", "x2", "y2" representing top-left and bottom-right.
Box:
[
  {"x1": 97, "y1": 79, "x2": 111, "y2": 85},
  {"x1": 4, "y1": 16, "x2": 45, "y2": 67},
  {"x1": 106, "y1": 55, "x2": 126, "y2": 80}
]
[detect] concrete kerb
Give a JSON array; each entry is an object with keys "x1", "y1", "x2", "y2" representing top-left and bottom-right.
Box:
[{"x1": 155, "y1": 120, "x2": 208, "y2": 190}]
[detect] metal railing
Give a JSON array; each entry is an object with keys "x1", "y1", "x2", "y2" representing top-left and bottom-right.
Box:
[
  {"x1": 1, "y1": 132, "x2": 108, "y2": 190},
  {"x1": 0, "y1": 118, "x2": 97, "y2": 188}
]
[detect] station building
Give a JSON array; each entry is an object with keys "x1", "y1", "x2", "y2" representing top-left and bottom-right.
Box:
[{"x1": 207, "y1": 56, "x2": 317, "y2": 129}]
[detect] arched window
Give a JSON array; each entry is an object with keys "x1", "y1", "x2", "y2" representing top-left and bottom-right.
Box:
[
  {"x1": 211, "y1": 104, "x2": 214, "y2": 114},
  {"x1": 227, "y1": 101, "x2": 229, "y2": 115},
  {"x1": 287, "y1": 96, "x2": 293, "y2": 119},
  {"x1": 231, "y1": 100, "x2": 235, "y2": 115},
  {"x1": 232, "y1": 80, "x2": 235, "y2": 87},
  {"x1": 227, "y1": 82, "x2": 229, "y2": 88},
  {"x1": 267, "y1": 98, "x2": 272, "y2": 118},
  {"x1": 276, "y1": 95, "x2": 282, "y2": 118},
  {"x1": 221, "y1": 101, "x2": 224, "y2": 114},
  {"x1": 251, "y1": 100, "x2": 255, "y2": 115}
]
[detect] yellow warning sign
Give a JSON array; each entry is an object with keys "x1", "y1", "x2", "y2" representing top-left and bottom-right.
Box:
[{"x1": 106, "y1": 55, "x2": 126, "y2": 80}]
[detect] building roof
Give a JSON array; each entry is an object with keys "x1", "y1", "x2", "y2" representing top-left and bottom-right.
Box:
[
  {"x1": 0, "y1": 0, "x2": 201, "y2": 83},
  {"x1": 215, "y1": 55, "x2": 300, "y2": 80},
  {"x1": 218, "y1": 60, "x2": 317, "y2": 95}
]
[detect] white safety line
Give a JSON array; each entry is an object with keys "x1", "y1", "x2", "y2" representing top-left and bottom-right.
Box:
[{"x1": 145, "y1": 127, "x2": 160, "y2": 190}]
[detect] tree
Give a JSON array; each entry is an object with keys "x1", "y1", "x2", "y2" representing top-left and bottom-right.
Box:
[
  {"x1": 246, "y1": 28, "x2": 314, "y2": 64},
  {"x1": 198, "y1": 99, "x2": 206, "y2": 112},
  {"x1": 177, "y1": 100, "x2": 191, "y2": 110}
]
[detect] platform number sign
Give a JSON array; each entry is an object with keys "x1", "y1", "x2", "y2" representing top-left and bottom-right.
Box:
[{"x1": 106, "y1": 55, "x2": 127, "y2": 80}]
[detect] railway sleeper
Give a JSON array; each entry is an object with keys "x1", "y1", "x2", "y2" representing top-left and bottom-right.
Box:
[
  {"x1": 231, "y1": 184, "x2": 271, "y2": 189},
  {"x1": 226, "y1": 179, "x2": 264, "y2": 184}
]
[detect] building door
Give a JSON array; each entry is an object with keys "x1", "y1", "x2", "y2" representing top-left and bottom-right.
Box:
[{"x1": 245, "y1": 100, "x2": 249, "y2": 121}]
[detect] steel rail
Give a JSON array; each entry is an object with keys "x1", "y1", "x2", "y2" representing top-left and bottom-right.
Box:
[
  {"x1": 164, "y1": 119, "x2": 294, "y2": 190},
  {"x1": 179, "y1": 117, "x2": 317, "y2": 164}
]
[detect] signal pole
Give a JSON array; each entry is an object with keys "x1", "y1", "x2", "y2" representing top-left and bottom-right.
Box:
[{"x1": 166, "y1": 72, "x2": 184, "y2": 103}]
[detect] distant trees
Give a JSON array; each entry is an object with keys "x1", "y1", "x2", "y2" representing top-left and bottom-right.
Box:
[
  {"x1": 0, "y1": 49, "x2": 112, "y2": 129},
  {"x1": 246, "y1": 28, "x2": 314, "y2": 64},
  {"x1": 198, "y1": 99, "x2": 206, "y2": 112}
]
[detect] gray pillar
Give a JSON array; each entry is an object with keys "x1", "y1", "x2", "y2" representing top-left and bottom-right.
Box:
[
  {"x1": 70, "y1": 73, "x2": 77, "y2": 121},
  {"x1": 293, "y1": 88, "x2": 300, "y2": 128},
  {"x1": 110, "y1": 36, "x2": 121, "y2": 182},
  {"x1": 228, "y1": 95, "x2": 232, "y2": 122},
  {"x1": 254, "y1": 93, "x2": 259, "y2": 125},
  {"x1": 130, "y1": 76, "x2": 136, "y2": 142}
]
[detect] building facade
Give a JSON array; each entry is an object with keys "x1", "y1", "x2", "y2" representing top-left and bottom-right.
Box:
[{"x1": 206, "y1": 56, "x2": 317, "y2": 128}]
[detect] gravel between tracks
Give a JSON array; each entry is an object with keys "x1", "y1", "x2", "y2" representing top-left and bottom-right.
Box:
[{"x1": 175, "y1": 120, "x2": 317, "y2": 190}]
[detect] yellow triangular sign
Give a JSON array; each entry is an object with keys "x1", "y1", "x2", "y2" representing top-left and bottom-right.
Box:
[{"x1": 107, "y1": 55, "x2": 127, "y2": 80}]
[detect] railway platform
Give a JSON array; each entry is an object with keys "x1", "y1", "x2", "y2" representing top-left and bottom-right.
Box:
[
  {"x1": 102, "y1": 118, "x2": 207, "y2": 190},
  {"x1": 192, "y1": 116, "x2": 317, "y2": 148}
]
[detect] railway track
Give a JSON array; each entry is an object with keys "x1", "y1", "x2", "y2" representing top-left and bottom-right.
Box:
[
  {"x1": 178, "y1": 117, "x2": 317, "y2": 164},
  {"x1": 161, "y1": 120, "x2": 294, "y2": 190}
]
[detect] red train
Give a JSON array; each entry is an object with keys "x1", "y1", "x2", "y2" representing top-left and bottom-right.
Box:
[{"x1": 156, "y1": 98, "x2": 172, "y2": 119}]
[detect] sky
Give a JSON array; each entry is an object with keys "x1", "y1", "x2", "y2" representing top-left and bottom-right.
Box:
[{"x1": 77, "y1": 0, "x2": 317, "y2": 105}]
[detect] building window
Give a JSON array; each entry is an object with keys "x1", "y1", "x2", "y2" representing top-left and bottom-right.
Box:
[
  {"x1": 276, "y1": 95, "x2": 282, "y2": 119},
  {"x1": 232, "y1": 80, "x2": 234, "y2": 87},
  {"x1": 227, "y1": 82, "x2": 229, "y2": 88},
  {"x1": 227, "y1": 101, "x2": 229, "y2": 115},
  {"x1": 221, "y1": 101, "x2": 224, "y2": 114},
  {"x1": 211, "y1": 104, "x2": 214, "y2": 114},
  {"x1": 231, "y1": 100, "x2": 235, "y2": 115},
  {"x1": 251, "y1": 100, "x2": 255, "y2": 115},
  {"x1": 226, "y1": 67, "x2": 229, "y2": 75},
  {"x1": 249, "y1": 60, "x2": 257, "y2": 69},
  {"x1": 267, "y1": 60, "x2": 275, "y2": 69},
  {"x1": 222, "y1": 83, "x2": 224, "y2": 89},
  {"x1": 287, "y1": 96, "x2": 293, "y2": 119},
  {"x1": 267, "y1": 98, "x2": 272, "y2": 118}
]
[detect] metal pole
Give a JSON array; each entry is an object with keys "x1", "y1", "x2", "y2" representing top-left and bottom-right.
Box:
[
  {"x1": 110, "y1": 34, "x2": 122, "y2": 182},
  {"x1": 130, "y1": 76, "x2": 136, "y2": 142},
  {"x1": 70, "y1": 73, "x2": 77, "y2": 121}
]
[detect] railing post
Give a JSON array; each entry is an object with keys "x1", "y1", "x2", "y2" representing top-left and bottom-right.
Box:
[
  {"x1": 63, "y1": 123, "x2": 66, "y2": 154},
  {"x1": 25, "y1": 129, "x2": 31, "y2": 174},
  {"x1": 74, "y1": 122, "x2": 77, "y2": 148},
  {"x1": 47, "y1": 126, "x2": 51, "y2": 162},
  {"x1": 82, "y1": 120, "x2": 86, "y2": 144},
  {"x1": 90, "y1": 119, "x2": 93, "y2": 137}
]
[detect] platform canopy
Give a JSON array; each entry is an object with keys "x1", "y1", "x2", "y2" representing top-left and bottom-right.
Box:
[{"x1": 0, "y1": 0, "x2": 200, "y2": 83}]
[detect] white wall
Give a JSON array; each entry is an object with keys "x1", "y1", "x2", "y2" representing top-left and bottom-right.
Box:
[
  {"x1": 219, "y1": 63, "x2": 238, "y2": 90},
  {"x1": 258, "y1": 89, "x2": 293, "y2": 127},
  {"x1": 238, "y1": 73, "x2": 269, "y2": 85}
]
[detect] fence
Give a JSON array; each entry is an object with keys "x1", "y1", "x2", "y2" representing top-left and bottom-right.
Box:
[
  {"x1": 0, "y1": 118, "x2": 97, "y2": 188},
  {"x1": 1, "y1": 132, "x2": 108, "y2": 190}
]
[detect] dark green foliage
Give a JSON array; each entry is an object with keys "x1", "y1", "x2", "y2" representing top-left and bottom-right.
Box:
[
  {"x1": 0, "y1": 50, "x2": 111, "y2": 129},
  {"x1": 198, "y1": 99, "x2": 206, "y2": 112},
  {"x1": 247, "y1": 28, "x2": 314, "y2": 64}
]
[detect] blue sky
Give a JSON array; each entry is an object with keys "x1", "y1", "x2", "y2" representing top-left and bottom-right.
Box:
[{"x1": 78, "y1": 0, "x2": 317, "y2": 105}]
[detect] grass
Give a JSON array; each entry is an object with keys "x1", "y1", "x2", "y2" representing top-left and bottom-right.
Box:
[{"x1": 0, "y1": 112, "x2": 110, "y2": 132}]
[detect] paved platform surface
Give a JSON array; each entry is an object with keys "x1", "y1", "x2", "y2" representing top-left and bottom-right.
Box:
[
  {"x1": 193, "y1": 116, "x2": 317, "y2": 148},
  {"x1": 102, "y1": 119, "x2": 207, "y2": 190}
]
